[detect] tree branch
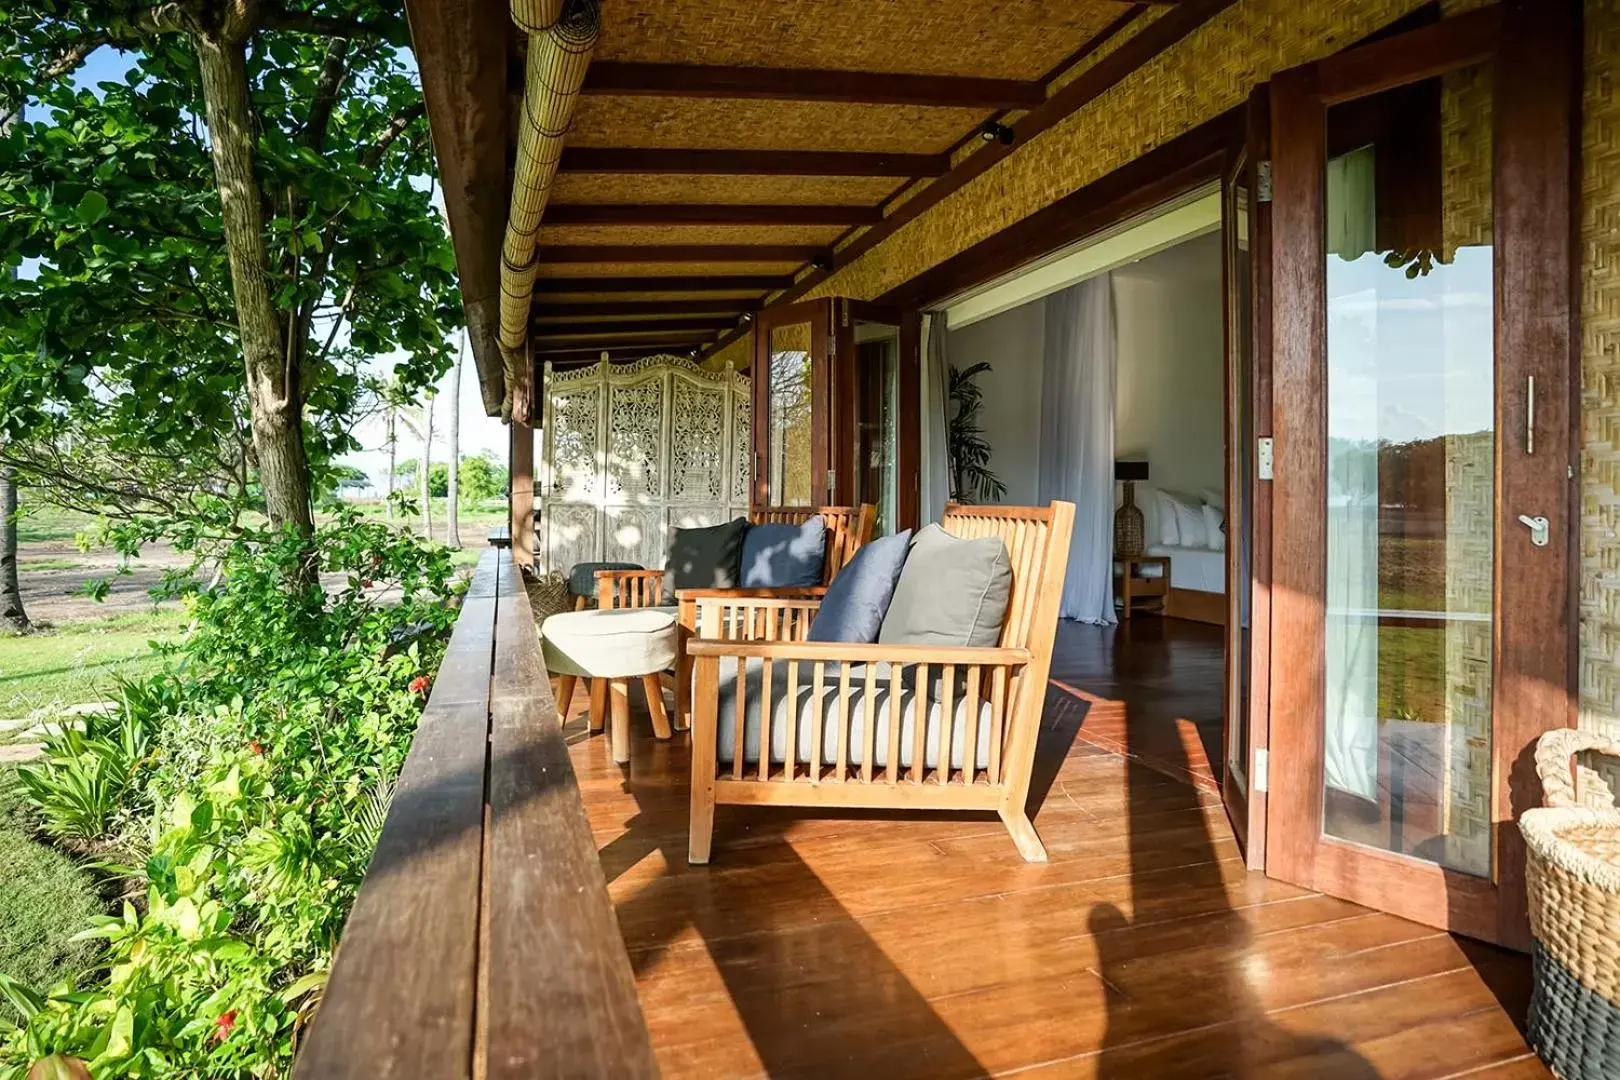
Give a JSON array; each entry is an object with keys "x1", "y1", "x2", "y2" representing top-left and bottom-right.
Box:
[{"x1": 300, "y1": 36, "x2": 351, "y2": 150}]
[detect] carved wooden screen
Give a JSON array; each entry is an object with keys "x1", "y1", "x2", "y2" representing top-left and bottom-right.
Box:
[{"x1": 538, "y1": 356, "x2": 751, "y2": 573}]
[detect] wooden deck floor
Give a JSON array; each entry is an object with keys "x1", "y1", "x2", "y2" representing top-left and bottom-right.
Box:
[{"x1": 564, "y1": 619, "x2": 1544, "y2": 1079}]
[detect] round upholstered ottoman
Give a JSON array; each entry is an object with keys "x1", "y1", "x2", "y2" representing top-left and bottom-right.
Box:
[{"x1": 541, "y1": 608, "x2": 677, "y2": 764}]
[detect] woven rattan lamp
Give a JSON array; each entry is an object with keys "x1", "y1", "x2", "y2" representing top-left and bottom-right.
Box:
[{"x1": 1114, "y1": 460, "x2": 1150, "y2": 558}]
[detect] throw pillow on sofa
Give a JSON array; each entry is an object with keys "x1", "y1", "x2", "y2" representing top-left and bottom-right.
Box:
[
  {"x1": 739, "y1": 516, "x2": 826, "y2": 588},
  {"x1": 807, "y1": 529, "x2": 911, "y2": 643},
  {"x1": 878, "y1": 524, "x2": 1012, "y2": 648},
  {"x1": 666, "y1": 518, "x2": 748, "y2": 591}
]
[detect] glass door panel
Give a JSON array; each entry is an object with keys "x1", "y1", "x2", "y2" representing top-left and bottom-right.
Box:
[
  {"x1": 1225, "y1": 160, "x2": 1255, "y2": 802},
  {"x1": 767, "y1": 323, "x2": 815, "y2": 506},
  {"x1": 752, "y1": 300, "x2": 833, "y2": 509},
  {"x1": 1320, "y1": 66, "x2": 1496, "y2": 876},
  {"x1": 1265, "y1": 4, "x2": 1577, "y2": 948},
  {"x1": 834, "y1": 302, "x2": 921, "y2": 531},
  {"x1": 853, "y1": 321, "x2": 901, "y2": 535}
]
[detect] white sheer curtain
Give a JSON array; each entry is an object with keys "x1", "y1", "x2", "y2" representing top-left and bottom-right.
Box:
[
  {"x1": 1039, "y1": 275, "x2": 1117, "y2": 624},
  {"x1": 920, "y1": 313, "x2": 952, "y2": 524}
]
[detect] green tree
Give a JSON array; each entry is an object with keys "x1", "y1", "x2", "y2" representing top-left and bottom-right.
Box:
[
  {"x1": 0, "y1": 2, "x2": 460, "y2": 541},
  {"x1": 457, "y1": 452, "x2": 503, "y2": 504}
]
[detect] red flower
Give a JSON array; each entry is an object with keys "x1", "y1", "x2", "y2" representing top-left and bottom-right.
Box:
[
  {"x1": 248, "y1": 740, "x2": 264, "y2": 756},
  {"x1": 213, "y1": 1009, "x2": 238, "y2": 1043},
  {"x1": 409, "y1": 676, "x2": 431, "y2": 695},
  {"x1": 360, "y1": 578, "x2": 375, "y2": 589}
]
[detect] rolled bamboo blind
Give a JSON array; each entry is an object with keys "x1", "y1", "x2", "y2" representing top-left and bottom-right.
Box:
[{"x1": 500, "y1": 0, "x2": 599, "y2": 366}]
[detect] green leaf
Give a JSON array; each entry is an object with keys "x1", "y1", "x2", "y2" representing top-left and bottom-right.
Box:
[{"x1": 74, "y1": 190, "x2": 108, "y2": 225}]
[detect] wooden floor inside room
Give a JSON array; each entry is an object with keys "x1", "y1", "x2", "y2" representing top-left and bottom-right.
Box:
[{"x1": 562, "y1": 620, "x2": 1544, "y2": 1079}]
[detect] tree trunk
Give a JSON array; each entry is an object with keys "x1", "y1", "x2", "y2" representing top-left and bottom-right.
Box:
[
  {"x1": 446, "y1": 339, "x2": 463, "y2": 548},
  {"x1": 384, "y1": 407, "x2": 396, "y2": 519},
  {"x1": 195, "y1": 28, "x2": 315, "y2": 539},
  {"x1": 420, "y1": 392, "x2": 433, "y2": 538},
  {"x1": 0, "y1": 463, "x2": 29, "y2": 634}
]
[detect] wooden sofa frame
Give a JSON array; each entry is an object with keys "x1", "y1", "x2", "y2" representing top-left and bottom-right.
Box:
[{"x1": 684, "y1": 502, "x2": 1076, "y2": 865}]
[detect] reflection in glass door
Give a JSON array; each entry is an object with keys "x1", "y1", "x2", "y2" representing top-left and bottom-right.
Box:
[
  {"x1": 767, "y1": 323, "x2": 815, "y2": 506},
  {"x1": 854, "y1": 321, "x2": 900, "y2": 534},
  {"x1": 1320, "y1": 64, "x2": 1495, "y2": 877},
  {"x1": 752, "y1": 300, "x2": 833, "y2": 510}
]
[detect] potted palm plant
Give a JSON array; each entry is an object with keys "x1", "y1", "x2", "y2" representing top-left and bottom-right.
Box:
[{"x1": 947, "y1": 361, "x2": 1007, "y2": 504}]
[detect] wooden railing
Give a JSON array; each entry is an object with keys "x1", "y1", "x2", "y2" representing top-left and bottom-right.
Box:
[{"x1": 294, "y1": 547, "x2": 655, "y2": 1079}]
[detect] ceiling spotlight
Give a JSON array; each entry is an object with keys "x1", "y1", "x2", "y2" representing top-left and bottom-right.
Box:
[
  {"x1": 739, "y1": 311, "x2": 754, "y2": 324},
  {"x1": 810, "y1": 254, "x2": 834, "y2": 274},
  {"x1": 979, "y1": 120, "x2": 1016, "y2": 146}
]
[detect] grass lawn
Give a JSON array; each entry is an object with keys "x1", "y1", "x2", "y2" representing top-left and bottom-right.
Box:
[
  {"x1": 0, "y1": 768, "x2": 104, "y2": 995},
  {"x1": 0, "y1": 610, "x2": 188, "y2": 727},
  {"x1": 12, "y1": 504, "x2": 100, "y2": 545}
]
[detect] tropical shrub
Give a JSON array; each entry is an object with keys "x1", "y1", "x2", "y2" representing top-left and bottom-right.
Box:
[{"x1": 0, "y1": 513, "x2": 461, "y2": 1078}]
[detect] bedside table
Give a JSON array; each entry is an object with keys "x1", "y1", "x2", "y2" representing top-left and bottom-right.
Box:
[{"x1": 1114, "y1": 555, "x2": 1169, "y2": 619}]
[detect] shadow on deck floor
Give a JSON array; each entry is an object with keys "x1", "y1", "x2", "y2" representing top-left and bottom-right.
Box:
[{"x1": 564, "y1": 619, "x2": 1542, "y2": 1079}]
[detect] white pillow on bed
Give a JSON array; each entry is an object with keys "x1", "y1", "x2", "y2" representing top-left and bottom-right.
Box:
[
  {"x1": 1151, "y1": 489, "x2": 1180, "y2": 546},
  {"x1": 1161, "y1": 491, "x2": 1207, "y2": 549},
  {"x1": 1203, "y1": 503, "x2": 1226, "y2": 552}
]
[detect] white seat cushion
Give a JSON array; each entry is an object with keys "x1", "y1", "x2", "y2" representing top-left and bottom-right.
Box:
[
  {"x1": 540, "y1": 608, "x2": 678, "y2": 678},
  {"x1": 712, "y1": 659, "x2": 993, "y2": 772}
]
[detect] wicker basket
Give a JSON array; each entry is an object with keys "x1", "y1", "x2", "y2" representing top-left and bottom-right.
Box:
[
  {"x1": 1525, "y1": 728, "x2": 1620, "y2": 1080},
  {"x1": 527, "y1": 571, "x2": 572, "y2": 625}
]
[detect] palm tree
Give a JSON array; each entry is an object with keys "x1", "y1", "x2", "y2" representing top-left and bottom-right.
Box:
[{"x1": 445, "y1": 336, "x2": 463, "y2": 548}]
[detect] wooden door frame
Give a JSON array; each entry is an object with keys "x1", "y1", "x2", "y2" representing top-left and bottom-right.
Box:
[
  {"x1": 1220, "y1": 87, "x2": 1274, "y2": 871},
  {"x1": 1264, "y1": 0, "x2": 1580, "y2": 949},
  {"x1": 833, "y1": 299, "x2": 923, "y2": 530},
  {"x1": 752, "y1": 297, "x2": 835, "y2": 509}
]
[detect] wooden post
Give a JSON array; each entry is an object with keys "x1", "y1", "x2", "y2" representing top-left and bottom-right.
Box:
[{"x1": 510, "y1": 415, "x2": 535, "y2": 571}]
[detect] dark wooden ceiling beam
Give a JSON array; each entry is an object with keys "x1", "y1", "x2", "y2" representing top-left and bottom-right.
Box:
[
  {"x1": 544, "y1": 203, "x2": 881, "y2": 226},
  {"x1": 530, "y1": 318, "x2": 736, "y2": 338},
  {"x1": 530, "y1": 275, "x2": 790, "y2": 294},
  {"x1": 700, "y1": 0, "x2": 1237, "y2": 363},
  {"x1": 533, "y1": 298, "x2": 757, "y2": 317},
  {"x1": 558, "y1": 147, "x2": 949, "y2": 177},
  {"x1": 535, "y1": 346, "x2": 703, "y2": 365},
  {"x1": 581, "y1": 61, "x2": 1043, "y2": 109},
  {"x1": 535, "y1": 244, "x2": 823, "y2": 263}
]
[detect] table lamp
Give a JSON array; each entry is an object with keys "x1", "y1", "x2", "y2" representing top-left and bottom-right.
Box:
[{"x1": 1114, "y1": 460, "x2": 1150, "y2": 558}]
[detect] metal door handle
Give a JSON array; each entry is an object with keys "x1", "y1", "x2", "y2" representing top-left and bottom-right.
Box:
[{"x1": 1518, "y1": 514, "x2": 1550, "y2": 547}]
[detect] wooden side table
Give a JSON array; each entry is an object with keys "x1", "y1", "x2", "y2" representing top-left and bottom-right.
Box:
[{"x1": 1115, "y1": 555, "x2": 1169, "y2": 619}]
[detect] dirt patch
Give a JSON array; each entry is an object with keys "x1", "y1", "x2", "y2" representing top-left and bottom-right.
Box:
[{"x1": 16, "y1": 542, "x2": 194, "y2": 625}]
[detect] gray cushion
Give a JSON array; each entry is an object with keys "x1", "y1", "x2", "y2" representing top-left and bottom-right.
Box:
[
  {"x1": 807, "y1": 529, "x2": 911, "y2": 643},
  {"x1": 879, "y1": 524, "x2": 1012, "y2": 648},
  {"x1": 712, "y1": 658, "x2": 992, "y2": 771},
  {"x1": 567, "y1": 561, "x2": 642, "y2": 599},
  {"x1": 739, "y1": 517, "x2": 826, "y2": 588},
  {"x1": 667, "y1": 518, "x2": 748, "y2": 590}
]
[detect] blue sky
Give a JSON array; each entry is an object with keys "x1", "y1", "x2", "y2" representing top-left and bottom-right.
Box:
[{"x1": 24, "y1": 40, "x2": 505, "y2": 491}]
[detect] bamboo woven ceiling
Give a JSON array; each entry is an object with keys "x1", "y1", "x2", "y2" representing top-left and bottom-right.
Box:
[{"x1": 427, "y1": 0, "x2": 1205, "y2": 375}]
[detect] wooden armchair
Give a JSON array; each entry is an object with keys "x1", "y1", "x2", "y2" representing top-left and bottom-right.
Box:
[{"x1": 684, "y1": 501, "x2": 1076, "y2": 865}]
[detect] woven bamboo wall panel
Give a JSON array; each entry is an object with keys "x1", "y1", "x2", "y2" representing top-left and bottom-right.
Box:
[
  {"x1": 550, "y1": 173, "x2": 900, "y2": 206},
  {"x1": 802, "y1": 0, "x2": 1447, "y2": 305},
  {"x1": 1581, "y1": 0, "x2": 1620, "y2": 736},
  {"x1": 536, "y1": 224, "x2": 846, "y2": 247},
  {"x1": 594, "y1": 0, "x2": 1129, "y2": 80},
  {"x1": 568, "y1": 97, "x2": 983, "y2": 156}
]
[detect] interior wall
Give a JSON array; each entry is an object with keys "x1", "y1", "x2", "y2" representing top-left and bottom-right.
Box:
[
  {"x1": 1113, "y1": 232, "x2": 1226, "y2": 505},
  {"x1": 945, "y1": 300, "x2": 1045, "y2": 506}
]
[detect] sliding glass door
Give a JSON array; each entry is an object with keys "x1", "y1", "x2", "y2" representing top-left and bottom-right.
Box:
[{"x1": 1264, "y1": 4, "x2": 1577, "y2": 947}]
